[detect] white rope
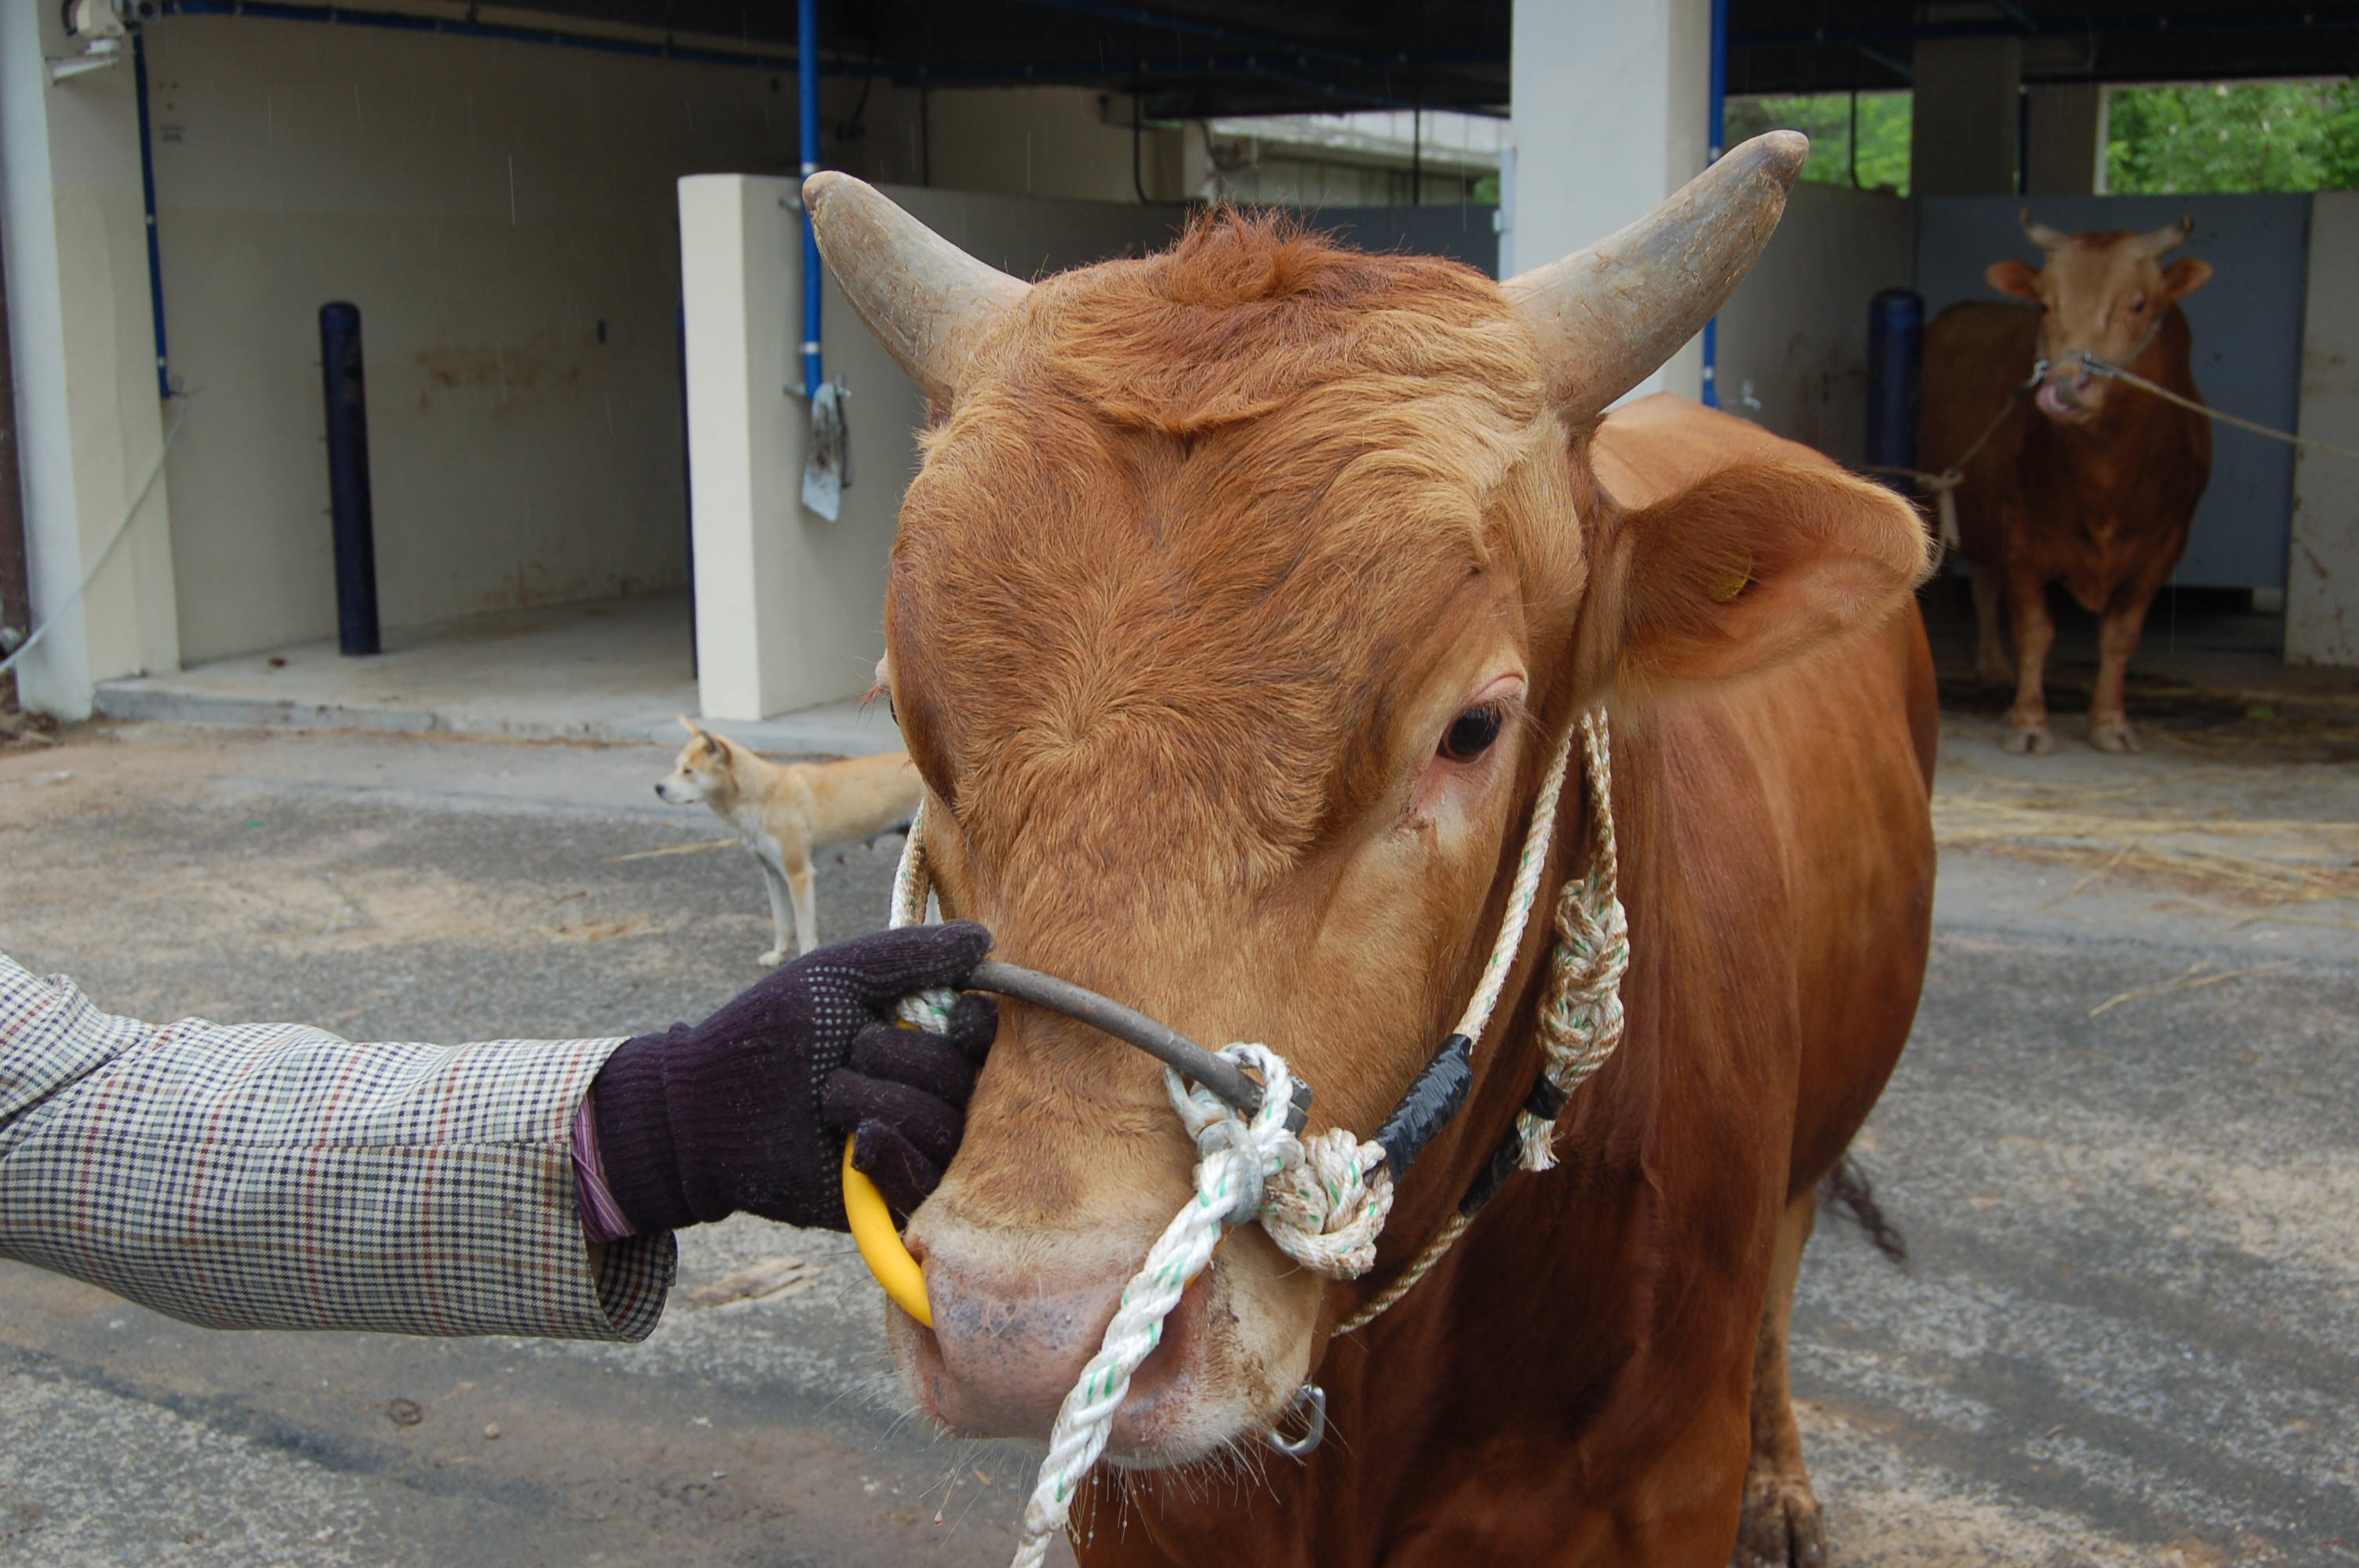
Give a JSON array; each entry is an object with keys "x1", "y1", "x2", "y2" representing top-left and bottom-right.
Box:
[
  {"x1": 889, "y1": 806, "x2": 956, "y2": 1032},
  {"x1": 1445, "y1": 732, "x2": 1574, "y2": 1042},
  {"x1": 2077, "y1": 354, "x2": 2359, "y2": 463},
  {"x1": 1008, "y1": 1044, "x2": 1385, "y2": 1567},
  {"x1": 885, "y1": 713, "x2": 1623, "y2": 1567}
]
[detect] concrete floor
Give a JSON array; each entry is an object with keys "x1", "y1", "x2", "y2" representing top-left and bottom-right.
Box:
[
  {"x1": 0, "y1": 699, "x2": 2353, "y2": 1566},
  {"x1": 91, "y1": 591, "x2": 902, "y2": 757}
]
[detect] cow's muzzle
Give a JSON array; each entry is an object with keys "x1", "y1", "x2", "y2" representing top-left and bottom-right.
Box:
[
  {"x1": 2035, "y1": 371, "x2": 2095, "y2": 420},
  {"x1": 892, "y1": 1221, "x2": 1217, "y2": 1454}
]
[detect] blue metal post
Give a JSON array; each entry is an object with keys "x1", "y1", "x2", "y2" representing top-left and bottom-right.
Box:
[
  {"x1": 132, "y1": 28, "x2": 171, "y2": 401},
  {"x1": 1865, "y1": 289, "x2": 1925, "y2": 495},
  {"x1": 318, "y1": 303, "x2": 381, "y2": 656},
  {"x1": 798, "y1": 0, "x2": 823, "y2": 398},
  {"x1": 1699, "y1": 0, "x2": 1728, "y2": 408}
]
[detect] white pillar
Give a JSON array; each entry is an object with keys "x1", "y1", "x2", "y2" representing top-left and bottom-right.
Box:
[
  {"x1": 0, "y1": 0, "x2": 179, "y2": 717},
  {"x1": 2287, "y1": 190, "x2": 2359, "y2": 668},
  {"x1": 681, "y1": 173, "x2": 930, "y2": 720},
  {"x1": 1507, "y1": 0, "x2": 1710, "y2": 401},
  {"x1": 1910, "y1": 37, "x2": 2023, "y2": 198},
  {"x1": 2025, "y1": 83, "x2": 2105, "y2": 198}
]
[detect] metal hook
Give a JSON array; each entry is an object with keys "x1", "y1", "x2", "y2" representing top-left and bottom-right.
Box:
[{"x1": 1263, "y1": 1381, "x2": 1326, "y2": 1459}]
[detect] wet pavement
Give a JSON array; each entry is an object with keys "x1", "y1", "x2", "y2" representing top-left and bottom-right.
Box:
[{"x1": 0, "y1": 712, "x2": 2351, "y2": 1566}]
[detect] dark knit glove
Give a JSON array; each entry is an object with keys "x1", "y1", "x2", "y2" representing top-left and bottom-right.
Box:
[{"x1": 592, "y1": 921, "x2": 996, "y2": 1232}]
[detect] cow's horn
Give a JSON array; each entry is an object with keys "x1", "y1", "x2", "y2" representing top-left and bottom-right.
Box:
[
  {"x1": 2138, "y1": 214, "x2": 2195, "y2": 257},
  {"x1": 803, "y1": 172, "x2": 1032, "y2": 403},
  {"x1": 2020, "y1": 210, "x2": 2070, "y2": 251},
  {"x1": 1505, "y1": 131, "x2": 1807, "y2": 423}
]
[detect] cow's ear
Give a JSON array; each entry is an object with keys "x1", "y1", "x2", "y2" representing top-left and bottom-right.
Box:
[
  {"x1": 1598, "y1": 462, "x2": 1932, "y2": 691},
  {"x1": 1985, "y1": 260, "x2": 2042, "y2": 301},
  {"x1": 2161, "y1": 257, "x2": 2213, "y2": 300}
]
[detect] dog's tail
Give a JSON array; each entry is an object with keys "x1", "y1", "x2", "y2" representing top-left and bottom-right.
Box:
[{"x1": 1822, "y1": 1153, "x2": 1907, "y2": 1268}]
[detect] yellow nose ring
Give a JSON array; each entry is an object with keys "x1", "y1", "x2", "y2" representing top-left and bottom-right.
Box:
[{"x1": 843, "y1": 1142, "x2": 933, "y2": 1327}]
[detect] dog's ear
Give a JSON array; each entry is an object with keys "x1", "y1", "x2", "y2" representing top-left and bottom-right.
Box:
[{"x1": 678, "y1": 715, "x2": 717, "y2": 751}]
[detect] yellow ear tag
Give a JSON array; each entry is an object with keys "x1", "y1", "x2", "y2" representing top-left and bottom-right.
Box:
[
  {"x1": 1710, "y1": 561, "x2": 1754, "y2": 603},
  {"x1": 844, "y1": 1140, "x2": 934, "y2": 1327}
]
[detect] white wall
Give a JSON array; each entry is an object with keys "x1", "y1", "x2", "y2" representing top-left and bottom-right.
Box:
[
  {"x1": 1507, "y1": 0, "x2": 1708, "y2": 400},
  {"x1": 136, "y1": 22, "x2": 1216, "y2": 670},
  {"x1": 1, "y1": 0, "x2": 180, "y2": 714},
  {"x1": 681, "y1": 177, "x2": 1180, "y2": 719},
  {"x1": 140, "y1": 13, "x2": 834, "y2": 662},
  {"x1": 1713, "y1": 181, "x2": 1914, "y2": 466},
  {"x1": 2288, "y1": 191, "x2": 2359, "y2": 667}
]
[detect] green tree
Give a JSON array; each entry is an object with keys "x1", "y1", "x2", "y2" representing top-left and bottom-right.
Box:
[
  {"x1": 2106, "y1": 79, "x2": 2359, "y2": 194},
  {"x1": 1725, "y1": 92, "x2": 1913, "y2": 194}
]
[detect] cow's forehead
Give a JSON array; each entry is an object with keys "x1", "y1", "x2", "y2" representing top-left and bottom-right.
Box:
[
  {"x1": 885, "y1": 218, "x2": 1558, "y2": 877},
  {"x1": 2042, "y1": 232, "x2": 2164, "y2": 296}
]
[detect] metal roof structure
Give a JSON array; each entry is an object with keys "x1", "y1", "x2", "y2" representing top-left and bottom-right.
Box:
[{"x1": 491, "y1": 2, "x2": 2357, "y2": 117}]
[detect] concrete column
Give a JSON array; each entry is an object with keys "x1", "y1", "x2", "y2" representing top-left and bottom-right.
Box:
[
  {"x1": 0, "y1": 0, "x2": 179, "y2": 717},
  {"x1": 2025, "y1": 83, "x2": 2106, "y2": 197},
  {"x1": 1508, "y1": 0, "x2": 1710, "y2": 401},
  {"x1": 1910, "y1": 36, "x2": 2023, "y2": 198},
  {"x1": 679, "y1": 173, "x2": 871, "y2": 721},
  {"x1": 2287, "y1": 190, "x2": 2359, "y2": 667}
]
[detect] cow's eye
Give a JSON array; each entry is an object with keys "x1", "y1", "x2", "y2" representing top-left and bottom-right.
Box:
[
  {"x1": 2129, "y1": 294, "x2": 2148, "y2": 313},
  {"x1": 1440, "y1": 706, "x2": 1503, "y2": 761}
]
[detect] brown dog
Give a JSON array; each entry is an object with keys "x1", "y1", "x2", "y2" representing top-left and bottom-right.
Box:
[{"x1": 656, "y1": 719, "x2": 922, "y2": 964}]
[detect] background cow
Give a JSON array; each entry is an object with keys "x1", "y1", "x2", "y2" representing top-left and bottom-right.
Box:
[
  {"x1": 1921, "y1": 212, "x2": 2215, "y2": 753},
  {"x1": 812, "y1": 135, "x2": 1936, "y2": 1566}
]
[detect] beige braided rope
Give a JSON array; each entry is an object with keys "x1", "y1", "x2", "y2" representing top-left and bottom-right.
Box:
[{"x1": 1517, "y1": 710, "x2": 1629, "y2": 1174}]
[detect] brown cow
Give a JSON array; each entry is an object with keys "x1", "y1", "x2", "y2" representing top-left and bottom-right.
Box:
[
  {"x1": 810, "y1": 133, "x2": 1936, "y2": 1566},
  {"x1": 1921, "y1": 212, "x2": 2215, "y2": 753}
]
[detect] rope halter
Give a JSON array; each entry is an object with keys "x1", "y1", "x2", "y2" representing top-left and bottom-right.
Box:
[{"x1": 858, "y1": 708, "x2": 1629, "y2": 1568}]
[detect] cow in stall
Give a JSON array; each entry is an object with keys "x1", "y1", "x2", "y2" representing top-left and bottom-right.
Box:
[
  {"x1": 809, "y1": 133, "x2": 1937, "y2": 1566},
  {"x1": 1921, "y1": 212, "x2": 2215, "y2": 754}
]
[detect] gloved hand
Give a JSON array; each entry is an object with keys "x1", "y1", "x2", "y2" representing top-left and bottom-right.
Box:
[{"x1": 592, "y1": 921, "x2": 996, "y2": 1232}]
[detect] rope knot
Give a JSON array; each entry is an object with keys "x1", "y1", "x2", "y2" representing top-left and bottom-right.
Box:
[{"x1": 1168, "y1": 1043, "x2": 1392, "y2": 1263}]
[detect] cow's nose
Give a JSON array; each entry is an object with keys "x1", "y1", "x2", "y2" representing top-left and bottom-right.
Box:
[{"x1": 903, "y1": 1243, "x2": 1205, "y2": 1441}]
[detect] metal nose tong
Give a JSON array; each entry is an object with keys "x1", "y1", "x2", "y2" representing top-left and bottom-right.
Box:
[{"x1": 961, "y1": 960, "x2": 1314, "y2": 1133}]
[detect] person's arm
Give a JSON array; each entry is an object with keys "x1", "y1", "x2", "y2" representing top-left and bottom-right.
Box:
[
  {"x1": 0, "y1": 951, "x2": 668, "y2": 1339},
  {"x1": 0, "y1": 925, "x2": 995, "y2": 1341}
]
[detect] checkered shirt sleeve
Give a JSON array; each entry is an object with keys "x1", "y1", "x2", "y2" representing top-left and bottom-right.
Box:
[{"x1": 0, "y1": 953, "x2": 675, "y2": 1341}]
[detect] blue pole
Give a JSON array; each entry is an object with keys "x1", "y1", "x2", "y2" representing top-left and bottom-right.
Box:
[
  {"x1": 798, "y1": 0, "x2": 823, "y2": 398},
  {"x1": 1699, "y1": 0, "x2": 1728, "y2": 409},
  {"x1": 318, "y1": 303, "x2": 381, "y2": 656},
  {"x1": 132, "y1": 28, "x2": 171, "y2": 401},
  {"x1": 1865, "y1": 289, "x2": 1925, "y2": 496}
]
